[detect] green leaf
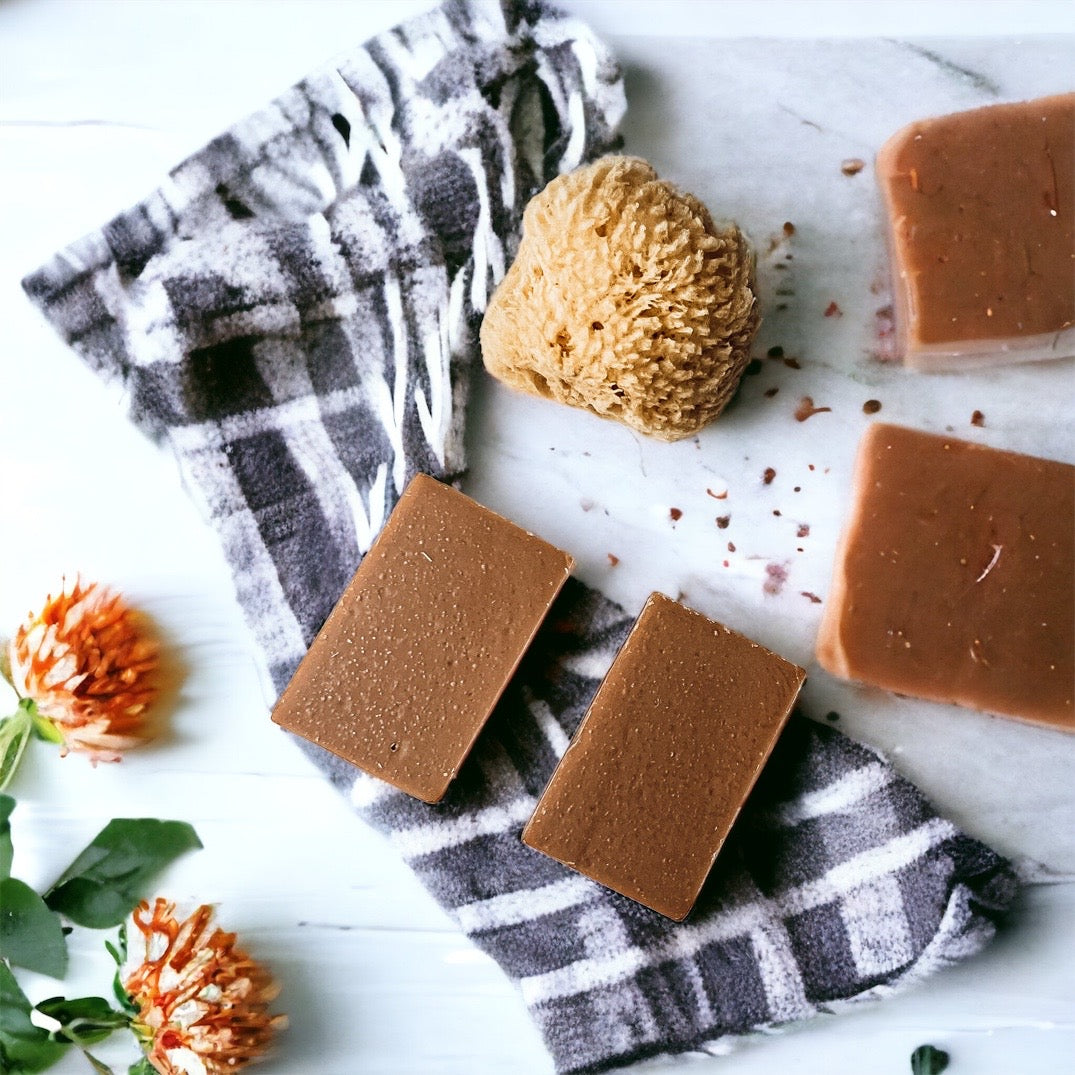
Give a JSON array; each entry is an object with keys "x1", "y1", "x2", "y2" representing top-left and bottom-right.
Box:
[
  {"x1": 104, "y1": 922, "x2": 127, "y2": 969},
  {"x1": 911, "y1": 1043, "x2": 950, "y2": 1075},
  {"x1": 44, "y1": 819, "x2": 202, "y2": 929},
  {"x1": 0, "y1": 877, "x2": 68, "y2": 978},
  {"x1": 128, "y1": 1058, "x2": 155, "y2": 1075},
  {"x1": 34, "y1": 996, "x2": 129, "y2": 1047},
  {"x1": 105, "y1": 925, "x2": 137, "y2": 1015},
  {"x1": 0, "y1": 703, "x2": 36, "y2": 793},
  {"x1": 0, "y1": 961, "x2": 69, "y2": 1073},
  {"x1": 0, "y1": 793, "x2": 13, "y2": 880}
]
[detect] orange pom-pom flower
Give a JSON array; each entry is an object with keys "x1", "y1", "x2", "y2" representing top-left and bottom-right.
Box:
[
  {"x1": 125, "y1": 899, "x2": 286, "y2": 1075},
  {"x1": 0, "y1": 579, "x2": 158, "y2": 786}
]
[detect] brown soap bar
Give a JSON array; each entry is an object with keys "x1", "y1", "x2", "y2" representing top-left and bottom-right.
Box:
[
  {"x1": 817, "y1": 424, "x2": 1074, "y2": 731},
  {"x1": 876, "y1": 93, "x2": 1075, "y2": 370},
  {"x1": 523, "y1": 593, "x2": 805, "y2": 920},
  {"x1": 271, "y1": 474, "x2": 573, "y2": 802}
]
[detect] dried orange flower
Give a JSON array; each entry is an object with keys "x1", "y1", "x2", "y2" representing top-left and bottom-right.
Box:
[
  {"x1": 6, "y1": 578, "x2": 158, "y2": 763},
  {"x1": 125, "y1": 899, "x2": 286, "y2": 1075}
]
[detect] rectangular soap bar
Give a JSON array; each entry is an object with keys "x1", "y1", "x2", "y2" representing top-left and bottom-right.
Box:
[
  {"x1": 522, "y1": 593, "x2": 805, "y2": 920},
  {"x1": 817, "y1": 424, "x2": 1074, "y2": 731},
  {"x1": 271, "y1": 474, "x2": 573, "y2": 802},
  {"x1": 876, "y1": 93, "x2": 1075, "y2": 370}
]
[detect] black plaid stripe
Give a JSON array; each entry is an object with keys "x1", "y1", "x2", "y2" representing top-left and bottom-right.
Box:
[
  {"x1": 787, "y1": 898, "x2": 858, "y2": 1000},
  {"x1": 225, "y1": 427, "x2": 355, "y2": 643},
  {"x1": 413, "y1": 830, "x2": 572, "y2": 908}
]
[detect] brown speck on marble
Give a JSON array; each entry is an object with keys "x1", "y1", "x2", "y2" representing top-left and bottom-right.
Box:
[
  {"x1": 670, "y1": 507, "x2": 683, "y2": 522},
  {"x1": 607, "y1": 553, "x2": 620, "y2": 567},
  {"x1": 797, "y1": 524, "x2": 811, "y2": 538},
  {"x1": 801, "y1": 591, "x2": 823, "y2": 604},
  {"x1": 971, "y1": 409, "x2": 985, "y2": 426},
  {"x1": 841, "y1": 157, "x2": 865, "y2": 176},
  {"x1": 873, "y1": 304, "x2": 897, "y2": 362},
  {"x1": 795, "y1": 396, "x2": 832, "y2": 422},
  {"x1": 824, "y1": 300, "x2": 843, "y2": 317},
  {"x1": 716, "y1": 515, "x2": 731, "y2": 529},
  {"x1": 706, "y1": 487, "x2": 728, "y2": 500},
  {"x1": 764, "y1": 562, "x2": 789, "y2": 596},
  {"x1": 863, "y1": 399, "x2": 882, "y2": 414},
  {"x1": 763, "y1": 467, "x2": 777, "y2": 485},
  {"x1": 764, "y1": 386, "x2": 780, "y2": 398}
]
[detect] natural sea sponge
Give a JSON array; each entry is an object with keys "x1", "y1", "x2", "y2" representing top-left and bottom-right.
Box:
[{"x1": 480, "y1": 156, "x2": 759, "y2": 441}]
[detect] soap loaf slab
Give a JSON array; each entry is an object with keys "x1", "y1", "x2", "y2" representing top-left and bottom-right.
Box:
[
  {"x1": 876, "y1": 93, "x2": 1075, "y2": 369},
  {"x1": 817, "y1": 423, "x2": 1074, "y2": 731},
  {"x1": 523, "y1": 592, "x2": 805, "y2": 920},
  {"x1": 272, "y1": 474, "x2": 573, "y2": 802}
]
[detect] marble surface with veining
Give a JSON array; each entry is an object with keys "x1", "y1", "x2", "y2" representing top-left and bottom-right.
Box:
[{"x1": 1, "y1": 3, "x2": 1072, "y2": 1073}]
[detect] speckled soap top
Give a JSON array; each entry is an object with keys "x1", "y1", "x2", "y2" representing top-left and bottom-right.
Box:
[
  {"x1": 271, "y1": 474, "x2": 574, "y2": 802},
  {"x1": 523, "y1": 592, "x2": 805, "y2": 920}
]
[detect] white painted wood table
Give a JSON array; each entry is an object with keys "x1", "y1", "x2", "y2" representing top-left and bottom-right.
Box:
[{"x1": 1, "y1": 2, "x2": 1073, "y2": 1073}]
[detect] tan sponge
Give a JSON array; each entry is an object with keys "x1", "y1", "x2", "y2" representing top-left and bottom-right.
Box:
[{"x1": 480, "y1": 156, "x2": 759, "y2": 441}]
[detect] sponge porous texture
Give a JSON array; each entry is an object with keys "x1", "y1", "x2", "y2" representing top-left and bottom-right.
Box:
[{"x1": 480, "y1": 156, "x2": 759, "y2": 441}]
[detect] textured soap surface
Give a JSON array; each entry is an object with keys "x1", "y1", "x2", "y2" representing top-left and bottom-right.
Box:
[
  {"x1": 876, "y1": 92, "x2": 1075, "y2": 369},
  {"x1": 817, "y1": 423, "x2": 1074, "y2": 731},
  {"x1": 271, "y1": 474, "x2": 573, "y2": 802},
  {"x1": 523, "y1": 592, "x2": 805, "y2": 920}
]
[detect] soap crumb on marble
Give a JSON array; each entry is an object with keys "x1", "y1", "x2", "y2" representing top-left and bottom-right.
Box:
[{"x1": 795, "y1": 396, "x2": 832, "y2": 422}]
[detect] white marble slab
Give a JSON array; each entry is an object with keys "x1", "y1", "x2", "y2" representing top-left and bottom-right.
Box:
[{"x1": 0, "y1": 3, "x2": 1072, "y2": 1074}]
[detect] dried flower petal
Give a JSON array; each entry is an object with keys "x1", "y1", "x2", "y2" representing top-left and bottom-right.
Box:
[
  {"x1": 125, "y1": 899, "x2": 286, "y2": 1075},
  {"x1": 7, "y1": 579, "x2": 158, "y2": 762}
]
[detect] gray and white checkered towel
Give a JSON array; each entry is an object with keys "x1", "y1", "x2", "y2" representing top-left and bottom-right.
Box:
[{"x1": 22, "y1": 1, "x2": 1017, "y2": 1071}]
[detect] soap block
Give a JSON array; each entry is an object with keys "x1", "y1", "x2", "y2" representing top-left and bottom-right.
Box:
[
  {"x1": 817, "y1": 423, "x2": 1074, "y2": 731},
  {"x1": 876, "y1": 93, "x2": 1075, "y2": 370},
  {"x1": 523, "y1": 593, "x2": 805, "y2": 920},
  {"x1": 272, "y1": 474, "x2": 574, "y2": 802}
]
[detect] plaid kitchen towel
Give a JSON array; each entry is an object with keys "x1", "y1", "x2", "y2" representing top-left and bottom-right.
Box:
[{"x1": 22, "y1": 1, "x2": 1017, "y2": 1072}]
